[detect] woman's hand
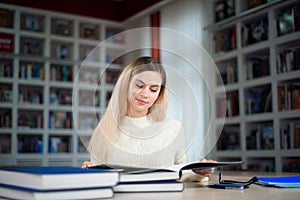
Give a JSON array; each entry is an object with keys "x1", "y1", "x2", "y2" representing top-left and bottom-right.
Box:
[
  {"x1": 192, "y1": 159, "x2": 216, "y2": 177},
  {"x1": 81, "y1": 161, "x2": 94, "y2": 168}
]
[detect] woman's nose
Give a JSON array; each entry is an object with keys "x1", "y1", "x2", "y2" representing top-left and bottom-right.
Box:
[{"x1": 141, "y1": 87, "x2": 149, "y2": 97}]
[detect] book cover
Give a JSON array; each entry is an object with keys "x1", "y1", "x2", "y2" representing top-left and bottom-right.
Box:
[
  {"x1": 261, "y1": 125, "x2": 274, "y2": 150},
  {"x1": 55, "y1": 20, "x2": 70, "y2": 36},
  {"x1": 0, "y1": 183, "x2": 114, "y2": 200},
  {"x1": 24, "y1": 15, "x2": 40, "y2": 32},
  {"x1": 80, "y1": 23, "x2": 98, "y2": 40},
  {"x1": 22, "y1": 38, "x2": 43, "y2": 55},
  {"x1": 0, "y1": 32, "x2": 14, "y2": 53},
  {"x1": 0, "y1": 166, "x2": 119, "y2": 190},
  {"x1": 243, "y1": 17, "x2": 268, "y2": 46},
  {"x1": 277, "y1": 6, "x2": 294, "y2": 36}
]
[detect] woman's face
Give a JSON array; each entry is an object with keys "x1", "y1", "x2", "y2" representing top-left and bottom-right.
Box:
[{"x1": 128, "y1": 71, "x2": 162, "y2": 118}]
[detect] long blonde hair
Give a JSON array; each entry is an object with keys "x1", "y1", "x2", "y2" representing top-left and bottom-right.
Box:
[{"x1": 88, "y1": 56, "x2": 167, "y2": 164}]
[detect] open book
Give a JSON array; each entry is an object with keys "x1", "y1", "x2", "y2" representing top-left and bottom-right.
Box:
[{"x1": 91, "y1": 161, "x2": 244, "y2": 183}]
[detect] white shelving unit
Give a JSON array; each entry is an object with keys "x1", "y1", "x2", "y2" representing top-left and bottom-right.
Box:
[
  {"x1": 207, "y1": 0, "x2": 300, "y2": 172},
  {"x1": 0, "y1": 3, "x2": 125, "y2": 167}
]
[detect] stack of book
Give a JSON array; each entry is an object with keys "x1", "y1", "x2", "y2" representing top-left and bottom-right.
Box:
[
  {"x1": 0, "y1": 161, "x2": 244, "y2": 199},
  {"x1": 109, "y1": 165, "x2": 184, "y2": 193},
  {"x1": 0, "y1": 166, "x2": 119, "y2": 200}
]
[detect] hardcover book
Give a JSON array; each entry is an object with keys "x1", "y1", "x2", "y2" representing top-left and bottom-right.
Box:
[
  {"x1": 0, "y1": 33, "x2": 14, "y2": 53},
  {"x1": 0, "y1": 166, "x2": 119, "y2": 190},
  {"x1": 0, "y1": 183, "x2": 114, "y2": 200}
]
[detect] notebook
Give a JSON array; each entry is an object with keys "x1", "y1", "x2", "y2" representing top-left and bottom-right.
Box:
[{"x1": 257, "y1": 176, "x2": 300, "y2": 188}]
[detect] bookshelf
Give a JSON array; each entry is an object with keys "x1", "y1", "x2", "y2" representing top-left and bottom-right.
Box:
[
  {"x1": 0, "y1": 3, "x2": 125, "y2": 167},
  {"x1": 207, "y1": 0, "x2": 300, "y2": 173}
]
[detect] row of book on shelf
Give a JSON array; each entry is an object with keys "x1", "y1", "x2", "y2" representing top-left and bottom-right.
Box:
[
  {"x1": 18, "y1": 135, "x2": 72, "y2": 154},
  {"x1": 1, "y1": 62, "x2": 121, "y2": 83},
  {"x1": 245, "y1": 85, "x2": 272, "y2": 115},
  {"x1": 245, "y1": 56, "x2": 269, "y2": 80},
  {"x1": 217, "y1": 46, "x2": 300, "y2": 87},
  {"x1": 246, "y1": 125, "x2": 275, "y2": 150},
  {"x1": 214, "y1": 26, "x2": 236, "y2": 53},
  {"x1": 2, "y1": 111, "x2": 74, "y2": 130},
  {"x1": 0, "y1": 134, "x2": 88, "y2": 154},
  {"x1": 0, "y1": 110, "x2": 100, "y2": 129},
  {"x1": 282, "y1": 160, "x2": 300, "y2": 173},
  {"x1": 276, "y1": 3, "x2": 300, "y2": 37},
  {"x1": 1, "y1": 7, "x2": 125, "y2": 41},
  {"x1": 216, "y1": 86, "x2": 272, "y2": 118},
  {"x1": 19, "y1": 64, "x2": 45, "y2": 80},
  {"x1": 1, "y1": 61, "x2": 122, "y2": 83},
  {"x1": 280, "y1": 121, "x2": 300, "y2": 150},
  {"x1": 0, "y1": 62, "x2": 13, "y2": 78},
  {"x1": 0, "y1": 111, "x2": 11, "y2": 128},
  {"x1": 0, "y1": 134, "x2": 10, "y2": 153},
  {"x1": 218, "y1": 121, "x2": 300, "y2": 151},
  {"x1": 0, "y1": 85, "x2": 12, "y2": 102},
  {"x1": 214, "y1": 2, "x2": 300, "y2": 53},
  {"x1": 244, "y1": 159, "x2": 300, "y2": 173},
  {"x1": 19, "y1": 89, "x2": 43, "y2": 105},
  {"x1": 216, "y1": 59, "x2": 237, "y2": 86},
  {"x1": 0, "y1": 33, "x2": 122, "y2": 61},
  {"x1": 49, "y1": 112, "x2": 72, "y2": 129},
  {"x1": 1, "y1": 88, "x2": 73, "y2": 106},
  {"x1": 0, "y1": 161, "x2": 243, "y2": 199},
  {"x1": 277, "y1": 46, "x2": 300, "y2": 74},
  {"x1": 277, "y1": 83, "x2": 300, "y2": 111},
  {"x1": 213, "y1": 0, "x2": 274, "y2": 23},
  {"x1": 215, "y1": 92, "x2": 238, "y2": 118}
]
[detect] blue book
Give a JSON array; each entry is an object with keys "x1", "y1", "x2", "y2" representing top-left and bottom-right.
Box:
[
  {"x1": 0, "y1": 183, "x2": 114, "y2": 200},
  {"x1": 257, "y1": 176, "x2": 300, "y2": 188},
  {"x1": 0, "y1": 166, "x2": 119, "y2": 190}
]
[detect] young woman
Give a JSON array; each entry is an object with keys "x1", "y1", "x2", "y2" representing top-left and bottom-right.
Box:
[{"x1": 82, "y1": 56, "x2": 214, "y2": 178}]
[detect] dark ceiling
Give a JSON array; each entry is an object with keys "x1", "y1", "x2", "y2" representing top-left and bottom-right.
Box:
[{"x1": 0, "y1": 0, "x2": 163, "y2": 22}]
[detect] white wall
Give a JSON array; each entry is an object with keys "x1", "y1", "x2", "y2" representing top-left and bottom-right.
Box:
[
  {"x1": 122, "y1": 13, "x2": 151, "y2": 63},
  {"x1": 160, "y1": 0, "x2": 211, "y2": 49},
  {"x1": 159, "y1": 0, "x2": 216, "y2": 162}
]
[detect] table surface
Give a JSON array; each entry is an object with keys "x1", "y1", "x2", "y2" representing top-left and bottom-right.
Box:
[{"x1": 114, "y1": 172, "x2": 300, "y2": 200}]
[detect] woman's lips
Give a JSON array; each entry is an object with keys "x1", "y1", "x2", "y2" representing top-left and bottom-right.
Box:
[{"x1": 136, "y1": 98, "x2": 148, "y2": 105}]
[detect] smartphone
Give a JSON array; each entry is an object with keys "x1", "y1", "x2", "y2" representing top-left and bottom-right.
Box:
[{"x1": 209, "y1": 183, "x2": 245, "y2": 189}]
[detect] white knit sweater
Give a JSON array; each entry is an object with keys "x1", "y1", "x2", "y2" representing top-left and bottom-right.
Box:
[{"x1": 91, "y1": 115, "x2": 186, "y2": 168}]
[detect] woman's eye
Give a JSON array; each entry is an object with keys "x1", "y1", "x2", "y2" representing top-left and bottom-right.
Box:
[
  {"x1": 150, "y1": 88, "x2": 159, "y2": 93},
  {"x1": 136, "y1": 84, "x2": 143, "y2": 88}
]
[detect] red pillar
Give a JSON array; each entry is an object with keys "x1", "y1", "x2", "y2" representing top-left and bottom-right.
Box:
[{"x1": 150, "y1": 11, "x2": 160, "y2": 61}]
